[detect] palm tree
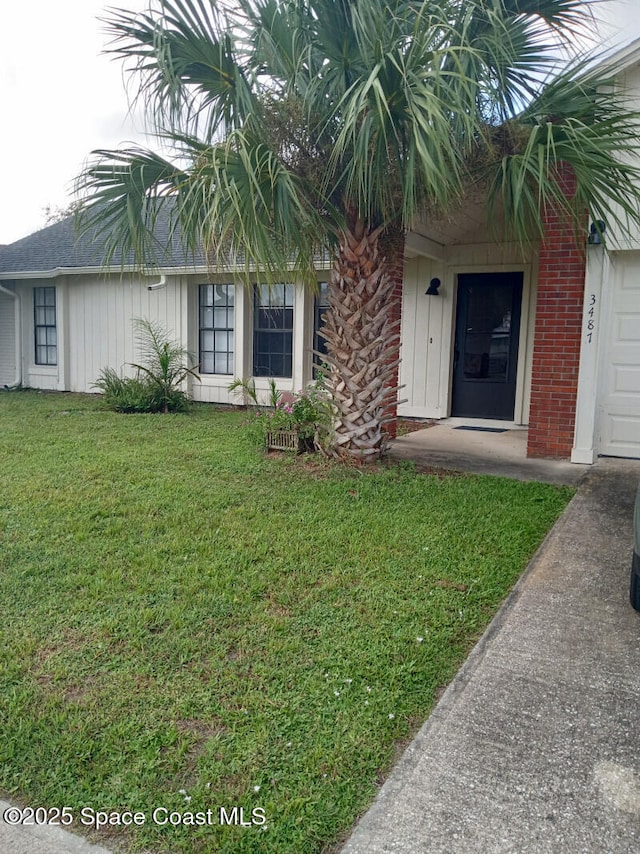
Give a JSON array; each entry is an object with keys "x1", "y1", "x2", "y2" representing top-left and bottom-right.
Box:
[{"x1": 77, "y1": 0, "x2": 640, "y2": 458}]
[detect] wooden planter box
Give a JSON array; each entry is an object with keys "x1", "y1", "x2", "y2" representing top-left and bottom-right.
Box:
[{"x1": 266, "y1": 428, "x2": 315, "y2": 453}]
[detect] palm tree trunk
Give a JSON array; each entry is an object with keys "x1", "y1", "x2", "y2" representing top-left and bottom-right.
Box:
[{"x1": 321, "y1": 219, "x2": 403, "y2": 459}]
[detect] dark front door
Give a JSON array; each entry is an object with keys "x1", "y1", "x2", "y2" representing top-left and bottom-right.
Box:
[{"x1": 451, "y1": 272, "x2": 523, "y2": 420}]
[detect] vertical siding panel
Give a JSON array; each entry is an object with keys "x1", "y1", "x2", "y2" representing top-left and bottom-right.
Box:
[
  {"x1": 399, "y1": 259, "x2": 418, "y2": 412},
  {"x1": 425, "y1": 273, "x2": 444, "y2": 412},
  {"x1": 0, "y1": 292, "x2": 16, "y2": 385},
  {"x1": 413, "y1": 256, "x2": 432, "y2": 410}
]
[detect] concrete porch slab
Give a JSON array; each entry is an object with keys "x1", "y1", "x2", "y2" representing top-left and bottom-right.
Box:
[{"x1": 390, "y1": 420, "x2": 589, "y2": 485}]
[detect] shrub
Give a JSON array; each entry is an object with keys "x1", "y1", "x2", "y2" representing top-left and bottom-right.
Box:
[
  {"x1": 92, "y1": 368, "x2": 161, "y2": 413},
  {"x1": 232, "y1": 371, "x2": 335, "y2": 451},
  {"x1": 93, "y1": 320, "x2": 199, "y2": 413}
]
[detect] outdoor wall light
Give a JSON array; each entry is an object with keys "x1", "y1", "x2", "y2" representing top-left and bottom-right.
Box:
[
  {"x1": 425, "y1": 277, "x2": 441, "y2": 296},
  {"x1": 587, "y1": 220, "x2": 606, "y2": 245}
]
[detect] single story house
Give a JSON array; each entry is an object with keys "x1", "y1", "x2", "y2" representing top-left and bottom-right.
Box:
[{"x1": 2, "y1": 42, "x2": 640, "y2": 464}]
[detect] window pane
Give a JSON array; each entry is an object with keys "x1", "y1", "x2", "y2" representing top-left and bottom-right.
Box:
[
  {"x1": 47, "y1": 328, "x2": 57, "y2": 346},
  {"x1": 45, "y1": 288, "x2": 56, "y2": 306},
  {"x1": 284, "y1": 284, "x2": 294, "y2": 307},
  {"x1": 225, "y1": 285, "x2": 235, "y2": 306},
  {"x1": 318, "y1": 282, "x2": 330, "y2": 306},
  {"x1": 201, "y1": 306, "x2": 214, "y2": 329},
  {"x1": 36, "y1": 327, "x2": 47, "y2": 346},
  {"x1": 202, "y1": 330, "x2": 214, "y2": 351},
  {"x1": 256, "y1": 308, "x2": 272, "y2": 329},
  {"x1": 36, "y1": 307, "x2": 46, "y2": 326},
  {"x1": 36, "y1": 346, "x2": 47, "y2": 364},
  {"x1": 214, "y1": 284, "x2": 229, "y2": 304},
  {"x1": 214, "y1": 307, "x2": 229, "y2": 329},
  {"x1": 254, "y1": 357, "x2": 269, "y2": 376},
  {"x1": 214, "y1": 353, "x2": 230, "y2": 374},
  {"x1": 200, "y1": 352, "x2": 214, "y2": 374},
  {"x1": 45, "y1": 308, "x2": 56, "y2": 326},
  {"x1": 313, "y1": 284, "x2": 330, "y2": 371},
  {"x1": 214, "y1": 331, "x2": 229, "y2": 353}
]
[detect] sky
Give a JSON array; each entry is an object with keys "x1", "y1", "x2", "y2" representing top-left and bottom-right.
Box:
[{"x1": 1, "y1": 0, "x2": 640, "y2": 246}]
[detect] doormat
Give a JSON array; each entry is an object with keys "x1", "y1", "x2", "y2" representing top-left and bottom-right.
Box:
[{"x1": 454, "y1": 426, "x2": 509, "y2": 433}]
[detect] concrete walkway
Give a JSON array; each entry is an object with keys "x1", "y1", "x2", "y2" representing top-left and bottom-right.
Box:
[
  {"x1": 343, "y1": 457, "x2": 640, "y2": 854},
  {"x1": 0, "y1": 801, "x2": 112, "y2": 854}
]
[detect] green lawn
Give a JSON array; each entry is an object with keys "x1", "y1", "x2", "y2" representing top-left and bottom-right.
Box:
[{"x1": 0, "y1": 392, "x2": 572, "y2": 853}]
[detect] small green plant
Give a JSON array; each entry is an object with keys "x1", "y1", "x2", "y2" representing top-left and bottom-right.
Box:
[
  {"x1": 228, "y1": 377, "x2": 259, "y2": 407},
  {"x1": 228, "y1": 377, "x2": 282, "y2": 409},
  {"x1": 267, "y1": 378, "x2": 282, "y2": 409},
  {"x1": 93, "y1": 368, "x2": 159, "y2": 413},
  {"x1": 130, "y1": 319, "x2": 200, "y2": 414},
  {"x1": 266, "y1": 375, "x2": 335, "y2": 449},
  {"x1": 93, "y1": 319, "x2": 200, "y2": 413}
]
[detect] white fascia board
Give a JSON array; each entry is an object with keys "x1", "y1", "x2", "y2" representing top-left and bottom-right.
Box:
[
  {"x1": 2, "y1": 265, "x2": 212, "y2": 280},
  {"x1": 3, "y1": 261, "x2": 333, "y2": 280},
  {"x1": 404, "y1": 231, "x2": 446, "y2": 261},
  {"x1": 595, "y1": 36, "x2": 640, "y2": 75}
]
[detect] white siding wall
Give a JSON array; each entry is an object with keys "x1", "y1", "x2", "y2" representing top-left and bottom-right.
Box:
[
  {"x1": 63, "y1": 274, "x2": 185, "y2": 392},
  {"x1": 399, "y1": 255, "x2": 450, "y2": 418},
  {"x1": 0, "y1": 290, "x2": 17, "y2": 386},
  {"x1": 399, "y1": 243, "x2": 536, "y2": 423},
  {"x1": 605, "y1": 63, "x2": 640, "y2": 251},
  {"x1": 11, "y1": 274, "x2": 323, "y2": 400}
]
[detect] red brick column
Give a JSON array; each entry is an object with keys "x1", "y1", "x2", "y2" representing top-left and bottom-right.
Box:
[
  {"x1": 527, "y1": 171, "x2": 586, "y2": 459},
  {"x1": 382, "y1": 227, "x2": 405, "y2": 440}
]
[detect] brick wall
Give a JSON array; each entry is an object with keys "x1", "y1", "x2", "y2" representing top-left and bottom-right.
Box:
[{"x1": 527, "y1": 171, "x2": 586, "y2": 459}]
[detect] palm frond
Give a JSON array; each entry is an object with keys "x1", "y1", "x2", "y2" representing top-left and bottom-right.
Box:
[
  {"x1": 76, "y1": 146, "x2": 188, "y2": 268},
  {"x1": 484, "y1": 55, "x2": 640, "y2": 243},
  {"x1": 179, "y1": 128, "x2": 339, "y2": 283},
  {"x1": 79, "y1": 0, "x2": 640, "y2": 264},
  {"x1": 103, "y1": 0, "x2": 256, "y2": 138}
]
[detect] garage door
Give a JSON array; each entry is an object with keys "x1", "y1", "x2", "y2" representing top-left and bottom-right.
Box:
[{"x1": 599, "y1": 253, "x2": 640, "y2": 458}]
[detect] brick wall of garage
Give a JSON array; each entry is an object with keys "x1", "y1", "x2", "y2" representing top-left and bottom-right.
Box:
[{"x1": 527, "y1": 169, "x2": 586, "y2": 459}]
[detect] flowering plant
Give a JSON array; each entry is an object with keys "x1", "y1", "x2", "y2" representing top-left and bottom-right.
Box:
[
  {"x1": 232, "y1": 369, "x2": 334, "y2": 450},
  {"x1": 265, "y1": 375, "x2": 333, "y2": 440}
]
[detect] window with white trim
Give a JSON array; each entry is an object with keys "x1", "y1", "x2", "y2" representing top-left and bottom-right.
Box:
[
  {"x1": 34, "y1": 287, "x2": 57, "y2": 366},
  {"x1": 199, "y1": 284, "x2": 235, "y2": 375},
  {"x1": 253, "y1": 284, "x2": 294, "y2": 378}
]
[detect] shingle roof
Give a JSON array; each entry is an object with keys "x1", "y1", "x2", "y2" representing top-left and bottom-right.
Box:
[{"x1": 0, "y1": 210, "x2": 204, "y2": 276}]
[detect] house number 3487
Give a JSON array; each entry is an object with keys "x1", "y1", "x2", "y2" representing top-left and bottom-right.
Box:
[{"x1": 586, "y1": 294, "x2": 597, "y2": 343}]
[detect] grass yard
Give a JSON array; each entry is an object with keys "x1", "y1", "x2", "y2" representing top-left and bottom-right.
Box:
[{"x1": 0, "y1": 392, "x2": 573, "y2": 853}]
